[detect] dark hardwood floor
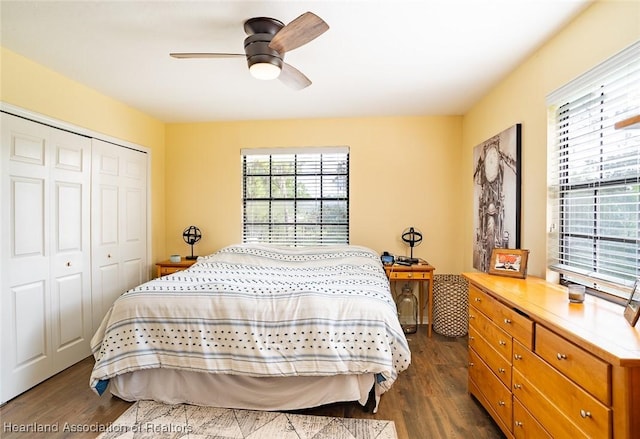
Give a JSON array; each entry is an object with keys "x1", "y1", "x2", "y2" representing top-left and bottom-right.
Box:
[{"x1": 0, "y1": 328, "x2": 504, "y2": 439}]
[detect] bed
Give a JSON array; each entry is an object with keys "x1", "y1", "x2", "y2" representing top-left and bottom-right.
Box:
[{"x1": 90, "y1": 243, "x2": 411, "y2": 412}]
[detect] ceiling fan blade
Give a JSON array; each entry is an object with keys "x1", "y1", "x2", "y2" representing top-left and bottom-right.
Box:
[
  {"x1": 170, "y1": 53, "x2": 245, "y2": 59},
  {"x1": 269, "y1": 12, "x2": 329, "y2": 53},
  {"x1": 279, "y1": 63, "x2": 311, "y2": 90}
]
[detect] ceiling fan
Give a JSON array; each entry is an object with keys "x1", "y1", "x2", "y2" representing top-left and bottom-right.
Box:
[{"x1": 170, "y1": 12, "x2": 329, "y2": 90}]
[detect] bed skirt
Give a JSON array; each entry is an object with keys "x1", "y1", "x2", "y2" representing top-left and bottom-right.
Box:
[{"x1": 110, "y1": 370, "x2": 377, "y2": 412}]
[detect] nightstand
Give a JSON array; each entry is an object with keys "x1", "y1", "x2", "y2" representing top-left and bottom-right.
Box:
[
  {"x1": 156, "y1": 259, "x2": 197, "y2": 277},
  {"x1": 384, "y1": 260, "x2": 435, "y2": 336}
]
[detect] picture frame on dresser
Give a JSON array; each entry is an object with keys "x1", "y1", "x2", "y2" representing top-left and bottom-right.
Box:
[
  {"x1": 488, "y1": 248, "x2": 529, "y2": 279},
  {"x1": 623, "y1": 278, "x2": 640, "y2": 327}
]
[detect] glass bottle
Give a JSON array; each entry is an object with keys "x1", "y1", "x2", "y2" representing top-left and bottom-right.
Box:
[{"x1": 396, "y1": 284, "x2": 418, "y2": 334}]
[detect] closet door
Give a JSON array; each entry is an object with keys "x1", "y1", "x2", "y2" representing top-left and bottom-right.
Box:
[
  {"x1": 50, "y1": 128, "x2": 92, "y2": 371},
  {"x1": 1, "y1": 114, "x2": 52, "y2": 404},
  {"x1": 91, "y1": 139, "x2": 147, "y2": 329},
  {"x1": 0, "y1": 113, "x2": 91, "y2": 403}
]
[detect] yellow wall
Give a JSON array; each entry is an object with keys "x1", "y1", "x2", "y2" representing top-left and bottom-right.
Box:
[
  {"x1": 0, "y1": 48, "x2": 167, "y2": 270},
  {"x1": 165, "y1": 116, "x2": 463, "y2": 272},
  {"x1": 461, "y1": 0, "x2": 640, "y2": 278}
]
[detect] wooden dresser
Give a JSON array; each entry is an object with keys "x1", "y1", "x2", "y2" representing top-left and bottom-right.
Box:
[{"x1": 463, "y1": 272, "x2": 640, "y2": 439}]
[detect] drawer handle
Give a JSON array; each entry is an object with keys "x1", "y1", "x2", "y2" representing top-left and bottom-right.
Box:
[
  {"x1": 504, "y1": 318, "x2": 512, "y2": 324},
  {"x1": 499, "y1": 340, "x2": 506, "y2": 346},
  {"x1": 469, "y1": 336, "x2": 475, "y2": 341},
  {"x1": 66, "y1": 261, "x2": 71, "y2": 267},
  {"x1": 498, "y1": 401, "x2": 506, "y2": 407},
  {"x1": 468, "y1": 362, "x2": 474, "y2": 367},
  {"x1": 580, "y1": 410, "x2": 592, "y2": 419},
  {"x1": 108, "y1": 254, "x2": 112, "y2": 258},
  {"x1": 514, "y1": 354, "x2": 523, "y2": 360},
  {"x1": 469, "y1": 314, "x2": 476, "y2": 320},
  {"x1": 474, "y1": 297, "x2": 481, "y2": 302},
  {"x1": 515, "y1": 421, "x2": 523, "y2": 428},
  {"x1": 514, "y1": 383, "x2": 522, "y2": 389},
  {"x1": 407, "y1": 273, "x2": 413, "y2": 278},
  {"x1": 498, "y1": 368, "x2": 505, "y2": 374},
  {"x1": 557, "y1": 353, "x2": 567, "y2": 360}
]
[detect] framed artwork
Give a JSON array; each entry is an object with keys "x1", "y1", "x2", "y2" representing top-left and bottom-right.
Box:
[
  {"x1": 488, "y1": 248, "x2": 529, "y2": 279},
  {"x1": 623, "y1": 278, "x2": 640, "y2": 327},
  {"x1": 472, "y1": 124, "x2": 522, "y2": 272}
]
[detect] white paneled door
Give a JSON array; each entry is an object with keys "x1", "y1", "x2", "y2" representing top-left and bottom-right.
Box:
[
  {"x1": 1, "y1": 113, "x2": 92, "y2": 403},
  {"x1": 91, "y1": 139, "x2": 147, "y2": 331},
  {"x1": 0, "y1": 112, "x2": 149, "y2": 404}
]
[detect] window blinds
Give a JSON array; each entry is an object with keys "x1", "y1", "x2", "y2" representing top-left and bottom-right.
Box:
[
  {"x1": 547, "y1": 40, "x2": 640, "y2": 297},
  {"x1": 241, "y1": 147, "x2": 349, "y2": 246}
]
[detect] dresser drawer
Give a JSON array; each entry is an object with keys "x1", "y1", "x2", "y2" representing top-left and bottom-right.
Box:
[
  {"x1": 513, "y1": 398, "x2": 552, "y2": 439},
  {"x1": 470, "y1": 304, "x2": 512, "y2": 362},
  {"x1": 468, "y1": 380, "x2": 513, "y2": 438},
  {"x1": 535, "y1": 325, "x2": 610, "y2": 405},
  {"x1": 469, "y1": 348, "x2": 513, "y2": 432},
  {"x1": 513, "y1": 341, "x2": 611, "y2": 439},
  {"x1": 388, "y1": 270, "x2": 430, "y2": 280},
  {"x1": 159, "y1": 266, "x2": 185, "y2": 276},
  {"x1": 469, "y1": 284, "x2": 533, "y2": 349},
  {"x1": 513, "y1": 369, "x2": 593, "y2": 439},
  {"x1": 469, "y1": 326, "x2": 512, "y2": 389}
]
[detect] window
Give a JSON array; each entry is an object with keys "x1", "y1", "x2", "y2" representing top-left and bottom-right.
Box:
[
  {"x1": 242, "y1": 147, "x2": 349, "y2": 246},
  {"x1": 547, "y1": 41, "x2": 640, "y2": 299}
]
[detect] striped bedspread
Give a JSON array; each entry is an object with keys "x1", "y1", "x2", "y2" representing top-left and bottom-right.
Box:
[{"x1": 90, "y1": 244, "x2": 411, "y2": 397}]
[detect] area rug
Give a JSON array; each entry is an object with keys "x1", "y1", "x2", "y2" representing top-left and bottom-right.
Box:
[{"x1": 96, "y1": 400, "x2": 398, "y2": 439}]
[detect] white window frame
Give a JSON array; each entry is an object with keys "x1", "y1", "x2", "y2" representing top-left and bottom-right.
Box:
[
  {"x1": 241, "y1": 146, "x2": 349, "y2": 246},
  {"x1": 547, "y1": 41, "x2": 640, "y2": 301}
]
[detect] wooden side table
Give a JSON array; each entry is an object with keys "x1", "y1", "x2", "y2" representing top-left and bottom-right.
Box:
[
  {"x1": 156, "y1": 259, "x2": 197, "y2": 277},
  {"x1": 384, "y1": 260, "x2": 435, "y2": 336}
]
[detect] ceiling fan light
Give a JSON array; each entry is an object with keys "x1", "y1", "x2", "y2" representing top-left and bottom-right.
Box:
[{"x1": 249, "y1": 62, "x2": 281, "y2": 80}]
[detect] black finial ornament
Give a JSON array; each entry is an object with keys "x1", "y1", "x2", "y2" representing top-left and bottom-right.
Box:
[{"x1": 183, "y1": 225, "x2": 202, "y2": 260}]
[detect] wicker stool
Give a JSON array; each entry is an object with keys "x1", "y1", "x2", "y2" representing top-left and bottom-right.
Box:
[{"x1": 433, "y1": 274, "x2": 469, "y2": 337}]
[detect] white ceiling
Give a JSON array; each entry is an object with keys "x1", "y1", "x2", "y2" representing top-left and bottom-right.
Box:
[{"x1": 1, "y1": 1, "x2": 591, "y2": 123}]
